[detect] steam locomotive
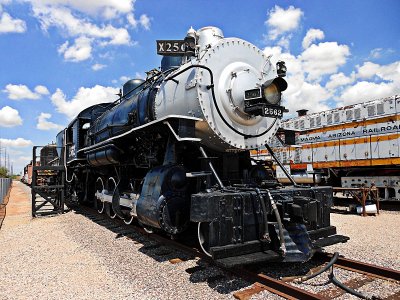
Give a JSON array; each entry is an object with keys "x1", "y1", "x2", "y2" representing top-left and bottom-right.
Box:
[{"x1": 54, "y1": 26, "x2": 347, "y2": 266}]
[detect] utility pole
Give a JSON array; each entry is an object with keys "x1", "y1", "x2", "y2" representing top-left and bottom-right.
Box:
[{"x1": 4, "y1": 147, "x2": 6, "y2": 172}]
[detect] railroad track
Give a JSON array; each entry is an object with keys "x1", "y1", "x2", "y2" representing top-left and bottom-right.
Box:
[{"x1": 71, "y1": 204, "x2": 400, "y2": 300}]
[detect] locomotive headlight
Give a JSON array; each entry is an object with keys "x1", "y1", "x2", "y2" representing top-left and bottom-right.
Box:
[
  {"x1": 262, "y1": 77, "x2": 288, "y2": 105},
  {"x1": 244, "y1": 77, "x2": 287, "y2": 118},
  {"x1": 263, "y1": 83, "x2": 281, "y2": 105}
]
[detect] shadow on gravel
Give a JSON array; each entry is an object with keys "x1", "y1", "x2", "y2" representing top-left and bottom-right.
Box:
[
  {"x1": 72, "y1": 207, "x2": 335, "y2": 294},
  {"x1": 73, "y1": 208, "x2": 197, "y2": 263},
  {"x1": 186, "y1": 259, "x2": 249, "y2": 294},
  {"x1": 72, "y1": 207, "x2": 252, "y2": 295}
]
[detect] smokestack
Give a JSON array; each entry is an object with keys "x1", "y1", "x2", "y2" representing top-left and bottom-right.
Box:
[{"x1": 297, "y1": 109, "x2": 308, "y2": 117}]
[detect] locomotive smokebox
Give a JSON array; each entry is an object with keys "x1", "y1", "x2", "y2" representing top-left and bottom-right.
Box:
[{"x1": 154, "y1": 26, "x2": 287, "y2": 152}]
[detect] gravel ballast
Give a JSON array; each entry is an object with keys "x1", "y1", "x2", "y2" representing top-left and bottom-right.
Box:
[{"x1": 1, "y1": 181, "x2": 399, "y2": 299}]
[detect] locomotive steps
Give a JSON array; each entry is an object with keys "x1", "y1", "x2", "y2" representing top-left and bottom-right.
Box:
[{"x1": 1, "y1": 182, "x2": 399, "y2": 299}]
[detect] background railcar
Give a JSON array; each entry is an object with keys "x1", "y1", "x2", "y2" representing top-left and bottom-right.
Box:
[{"x1": 264, "y1": 95, "x2": 400, "y2": 201}]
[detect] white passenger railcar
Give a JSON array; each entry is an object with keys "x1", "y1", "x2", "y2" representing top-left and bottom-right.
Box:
[{"x1": 257, "y1": 95, "x2": 400, "y2": 200}]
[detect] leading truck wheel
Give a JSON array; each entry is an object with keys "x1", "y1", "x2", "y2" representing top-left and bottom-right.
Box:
[
  {"x1": 106, "y1": 177, "x2": 117, "y2": 219},
  {"x1": 95, "y1": 177, "x2": 105, "y2": 214},
  {"x1": 197, "y1": 222, "x2": 212, "y2": 257}
]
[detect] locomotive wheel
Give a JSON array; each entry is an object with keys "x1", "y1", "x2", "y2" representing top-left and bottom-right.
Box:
[
  {"x1": 197, "y1": 222, "x2": 212, "y2": 257},
  {"x1": 95, "y1": 177, "x2": 105, "y2": 214},
  {"x1": 123, "y1": 215, "x2": 134, "y2": 225},
  {"x1": 106, "y1": 177, "x2": 117, "y2": 219}
]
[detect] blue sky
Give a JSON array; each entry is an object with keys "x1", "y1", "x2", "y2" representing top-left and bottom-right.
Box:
[{"x1": 0, "y1": 0, "x2": 399, "y2": 173}]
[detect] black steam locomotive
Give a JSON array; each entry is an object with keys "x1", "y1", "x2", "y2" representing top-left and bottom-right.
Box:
[{"x1": 54, "y1": 26, "x2": 347, "y2": 266}]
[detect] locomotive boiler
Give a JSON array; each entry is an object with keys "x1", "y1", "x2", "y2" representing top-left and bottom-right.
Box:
[{"x1": 55, "y1": 26, "x2": 347, "y2": 266}]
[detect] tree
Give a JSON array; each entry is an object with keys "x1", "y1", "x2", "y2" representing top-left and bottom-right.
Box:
[{"x1": 0, "y1": 167, "x2": 8, "y2": 178}]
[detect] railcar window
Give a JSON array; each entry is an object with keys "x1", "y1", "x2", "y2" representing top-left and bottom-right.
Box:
[
  {"x1": 334, "y1": 112, "x2": 340, "y2": 123},
  {"x1": 299, "y1": 119, "x2": 305, "y2": 129},
  {"x1": 354, "y1": 108, "x2": 361, "y2": 119},
  {"x1": 327, "y1": 114, "x2": 332, "y2": 124},
  {"x1": 367, "y1": 105, "x2": 376, "y2": 117},
  {"x1": 377, "y1": 103, "x2": 384, "y2": 115},
  {"x1": 346, "y1": 110, "x2": 353, "y2": 121},
  {"x1": 316, "y1": 116, "x2": 321, "y2": 126},
  {"x1": 282, "y1": 151, "x2": 287, "y2": 163},
  {"x1": 310, "y1": 117, "x2": 315, "y2": 127},
  {"x1": 294, "y1": 148, "x2": 300, "y2": 162},
  {"x1": 294, "y1": 120, "x2": 299, "y2": 129}
]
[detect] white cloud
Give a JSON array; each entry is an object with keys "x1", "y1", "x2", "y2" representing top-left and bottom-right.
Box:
[
  {"x1": 300, "y1": 42, "x2": 350, "y2": 81},
  {"x1": 29, "y1": 0, "x2": 134, "y2": 17},
  {"x1": 22, "y1": 1, "x2": 151, "y2": 62},
  {"x1": 266, "y1": 5, "x2": 303, "y2": 40},
  {"x1": 33, "y1": 5, "x2": 131, "y2": 46},
  {"x1": 336, "y1": 60, "x2": 400, "y2": 105},
  {"x1": 357, "y1": 62, "x2": 380, "y2": 80},
  {"x1": 139, "y1": 14, "x2": 151, "y2": 30},
  {"x1": 0, "y1": 137, "x2": 32, "y2": 148},
  {"x1": 326, "y1": 72, "x2": 356, "y2": 90},
  {"x1": 127, "y1": 13, "x2": 151, "y2": 30},
  {"x1": 276, "y1": 35, "x2": 291, "y2": 51},
  {"x1": 0, "y1": 106, "x2": 23, "y2": 127},
  {"x1": 302, "y1": 28, "x2": 324, "y2": 49},
  {"x1": 338, "y1": 81, "x2": 397, "y2": 105},
  {"x1": 3, "y1": 84, "x2": 49, "y2": 100},
  {"x1": 92, "y1": 63, "x2": 106, "y2": 71},
  {"x1": 34, "y1": 85, "x2": 50, "y2": 95},
  {"x1": 368, "y1": 48, "x2": 395, "y2": 60},
  {"x1": 0, "y1": 12, "x2": 26, "y2": 34},
  {"x1": 58, "y1": 36, "x2": 92, "y2": 62},
  {"x1": 284, "y1": 79, "x2": 331, "y2": 114},
  {"x1": 357, "y1": 61, "x2": 400, "y2": 82},
  {"x1": 369, "y1": 48, "x2": 383, "y2": 59},
  {"x1": 51, "y1": 85, "x2": 119, "y2": 119},
  {"x1": 36, "y1": 112, "x2": 64, "y2": 130}
]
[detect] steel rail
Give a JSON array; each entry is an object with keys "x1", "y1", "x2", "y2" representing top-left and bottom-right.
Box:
[
  {"x1": 314, "y1": 252, "x2": 400, "y2": 282},
  {"x1": 232, "y1": 268, "x2": 327, "y2": 300}
]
